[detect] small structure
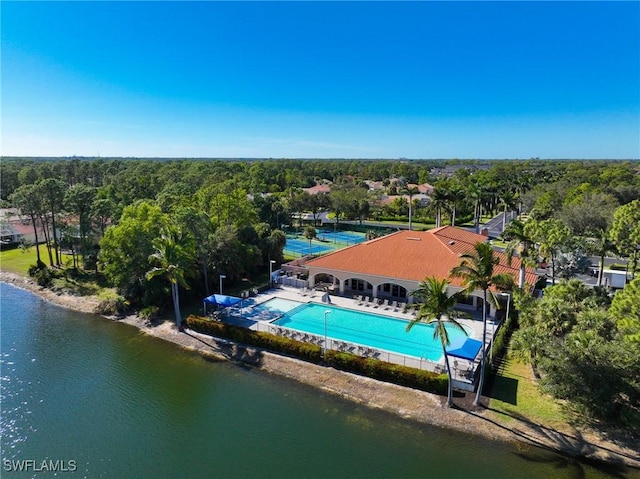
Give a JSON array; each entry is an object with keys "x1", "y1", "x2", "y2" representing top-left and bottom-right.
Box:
[{"x1": 203, "y1": 294, "x2": 242, "y2": 316}]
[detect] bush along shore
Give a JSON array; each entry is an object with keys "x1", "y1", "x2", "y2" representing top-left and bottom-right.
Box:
[{"x1": 1, "y1": 271, "x2": 639, "y2": 471}]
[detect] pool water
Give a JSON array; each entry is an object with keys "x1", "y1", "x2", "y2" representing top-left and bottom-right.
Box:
[{"x1": 265, "y1": 299, "x2": 468, "y2": 361}]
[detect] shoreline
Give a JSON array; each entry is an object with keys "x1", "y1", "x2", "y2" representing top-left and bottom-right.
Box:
[{"x1": 1, "y1": 271, "x2": 638, "y2": 470}]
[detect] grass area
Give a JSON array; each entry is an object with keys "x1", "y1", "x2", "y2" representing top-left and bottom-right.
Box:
[
  {"x1": 488, "y1": 354, "x2": 567, "y2": 430},
  {"x1": 1, "y1": 245, "x2": 118, "y2": 299},
  {"x1": 0, "y1": 245, "x2": 41, "y2": 275}
]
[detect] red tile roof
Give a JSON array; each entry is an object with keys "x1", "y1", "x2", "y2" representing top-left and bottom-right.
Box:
[{"x1": 305, "y1": 226, "x2": 538, "y2": 289}]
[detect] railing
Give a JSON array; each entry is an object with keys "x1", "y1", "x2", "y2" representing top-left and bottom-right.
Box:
[
  {"x1": 275, "y1": 276, "x2": 308, "y2": 289},
  {"x1": 252, "y1": 321, "x2": 458, "y2": 375}
]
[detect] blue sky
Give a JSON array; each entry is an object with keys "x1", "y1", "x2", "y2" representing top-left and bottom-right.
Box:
[{"x1": 2, "y1": 1, "x2": 639, "y2": 159}]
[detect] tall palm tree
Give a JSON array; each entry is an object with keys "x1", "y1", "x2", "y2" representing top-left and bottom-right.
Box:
[
  {"x1": 502, "y1": 219, "x2": 535, "y2": 289},
  {"x1": 408, "y1": 277, "x2": 468, "y2": 407},
  {"x1": 468, "y1": 183, "x2": 486, "y2": 234},
  {"x1": 303, "y1": 225, "x2": 317, "y2": 255},
  {"x1": 499, "y1": 190, "x2": 516, "y2": 231},
  {"x1": 146, "y1": 227, "x2": 194, "y2": 331},
  {"x1": 447, "y1": 185, "x2": 464, "y2": 227},
  {"x1": 587, "y1": 228, "x2": 617, "y2": 287},
  {"x1": 450, "y1": 242, "x2": 513, "y2": 406},
  {"x1": 429, "y1": 187, "x2": 449, "y2": 228},
  {"x1": 403, "y1": 186, "x2": 420, "y2": 231}
]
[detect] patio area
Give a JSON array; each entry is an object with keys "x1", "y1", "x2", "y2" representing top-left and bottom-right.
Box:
[{"x1": 211, "y1": 285, "x2": 501, "y2": 391}]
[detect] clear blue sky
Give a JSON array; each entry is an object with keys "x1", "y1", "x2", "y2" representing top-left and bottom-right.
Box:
[{"x1": 2, "y1": 1, "x2": 639, "y2": 159}]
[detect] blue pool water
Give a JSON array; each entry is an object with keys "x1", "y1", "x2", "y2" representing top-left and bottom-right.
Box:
[{"x1": 264, "y1": 299, "x2": 468, "y2": 361}]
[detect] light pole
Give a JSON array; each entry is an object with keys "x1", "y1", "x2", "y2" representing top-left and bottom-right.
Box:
[
  {"x1": 323, "y1": 310, "x2": 331, "y2": 360},
  {"x1": 269, "y1": 260, "x2": 276, "y2": 288},
  {"x1": 219, "y1": 275, "x2": 226, "y2": 295}
]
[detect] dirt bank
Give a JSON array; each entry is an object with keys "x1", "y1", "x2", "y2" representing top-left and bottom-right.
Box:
[{"x1": 1, "y1": 271, "x2": 638, "y2": 470}]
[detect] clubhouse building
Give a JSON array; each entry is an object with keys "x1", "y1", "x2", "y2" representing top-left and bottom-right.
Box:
[{"x1": 304, "y1": 226, "x2": 538, "y2": 318}]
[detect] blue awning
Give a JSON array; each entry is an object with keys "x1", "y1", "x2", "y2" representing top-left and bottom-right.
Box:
[
  {"x1": 445, "y1": 337, "x2": 483, "y2": 360},
  {"x1": 203, "y1": 294, "x2": 242, "y2": 307}
]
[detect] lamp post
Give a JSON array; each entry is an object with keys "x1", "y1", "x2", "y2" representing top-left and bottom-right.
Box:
[
  {"x1": 219, "y1": 275, "x2": 226, "y2": 295},
  {"x1": 269, "y1": 260, "x2": 276, "y2": 289},
  {"x1": 323, "y1": 310, "x2": 331, "y2": 360}
]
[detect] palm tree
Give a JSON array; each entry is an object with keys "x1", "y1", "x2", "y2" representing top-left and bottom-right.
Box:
[
  {"x1": 303, "y1": 225, "x2": 317, "y2": 255},
  {"x1": 450, "y1": 242, "x2": 513, "y2": 406},
  {"x1": 587, "y1": 228, "x2": 617, "y2": 287},
  {"x1": 408, "y1": 277, "x2": 468, "y2": 407},
  {"x1": 146, "y1": 227, "x2": 194, "y2": 331},
  {"x1": 499, "y1": 190, "x2": 516, "y2": 231},
  {"x1": 447, "y1": 185, "x2": 464, "y2": 227},
  {"x1": 403, "y1": 186, "x2": 420, "y2": 231},
  {"x1": 468, "y1": 183, "x2": 486, "y2": 234},
  {"x1": 429, "y1": 187, "x2": 449, "y2": 228},
  {"x1": 502, "y1": 219, "x2": 535, "y2": 289}
]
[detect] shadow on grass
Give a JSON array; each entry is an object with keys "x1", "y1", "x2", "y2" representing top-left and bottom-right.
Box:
[
  {"x1": 488, "y1": 375, "x2": 519, "y2": 405},
  {"x1": 461, "y1": 403, "x2": 637, "y2": 477}
]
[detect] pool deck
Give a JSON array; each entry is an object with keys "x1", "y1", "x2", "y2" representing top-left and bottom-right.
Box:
[{"x1": 221, "y1": 285, "x2": 498, "y2": 389}]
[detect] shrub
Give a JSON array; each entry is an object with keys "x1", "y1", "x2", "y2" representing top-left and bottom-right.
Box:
[
  {"x1": 140, "y1": 306, "x2": 161, "y2": 321},
  {"x1": 95, "y1": 296, "x2": 129, "y2": 316},
  {"x1": 186, "y1": 315, "x2": 447, "y2": 394}
]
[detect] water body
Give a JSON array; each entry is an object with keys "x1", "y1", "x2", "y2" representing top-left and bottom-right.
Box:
[{"x1": 0, "y1": 283, "x2": 634, "y2": 478}]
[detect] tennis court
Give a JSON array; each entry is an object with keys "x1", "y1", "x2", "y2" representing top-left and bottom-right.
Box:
[
  {"x1": 284, "y1": 238, "x2": 334, "y2": 256},
  {"x1": 316, "y1": 230, "x2": 367, "y2": 245}
]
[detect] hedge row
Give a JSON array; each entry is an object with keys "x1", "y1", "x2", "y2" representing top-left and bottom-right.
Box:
[
  {"x1": 186, "y1": 315, "x2": 447, "y2": 395},
  {"x1": 490, "y1": 309, "x2": 517, "y2": 365}
]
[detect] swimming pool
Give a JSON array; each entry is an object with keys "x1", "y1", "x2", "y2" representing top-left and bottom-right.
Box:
[{"x1": 256, "y1": 298, "x2": 469, "y2": 362}]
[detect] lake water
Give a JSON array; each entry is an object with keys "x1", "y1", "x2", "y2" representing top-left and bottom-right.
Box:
[{"x1": 0, "y1": 283, "x2": 634, "y2": 478}]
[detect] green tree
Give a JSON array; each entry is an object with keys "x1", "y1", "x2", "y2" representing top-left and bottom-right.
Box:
[
  {"x1": 402, "y1": 186, "x2": 420, "y2": 230},
  {"x1": 450, "y1": 242, "x2": 513, "y2": 406},
  {"x1": 428, "y1": 186, "x2": 449, "y2": 228},
  {"x1": 9, "y1": 184, "x2": 45, "y2": 266},
  {"x1": 502, "y1": 219, "x2": 535, "y2": 289},
  {"x1": 586, "y1": 228, "x2": 617, "y2": 287},
  {"x1": 91, "y1": 197, "x2": 117, "y2": 237},
  {"x1": 609, "y1": 200, "x2": 640, "y2": 279},
  {"x1": 610, "y1": 278, "x2": 640, "y2": 343},
  {"x1": 409, "y1": 277, "x2": 467, "y2": 407},
  {"x1": 38, "y1": 178, "x2": 68, "y2": 266},
  {"x1": 99, "y1": 201, "x2": 169, "y2": 303},
  {"x1": 146, "y1": 227, "x2": 195, "y2": 331},
  {"x1": 499, "y1": 190, "x2": 517, "y2": 231},
  {"x1": 64, "y1": 184, "x2": 97, "y2": 259},
  {"x1": 303, "y1": 225, "x2": 317, "y2": 255},
  {"x1": 524, "y1": 218, "x2": 571, "y2": 285}
]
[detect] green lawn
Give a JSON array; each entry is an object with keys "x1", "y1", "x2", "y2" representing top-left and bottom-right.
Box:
[
  {"x1": 1, "y1": 245, "x2": 118, "y2": 299},
  {"x1": 488, "y1": 354, "x2": 567, "y2": 430},
  {"x1": 0, "y1": 245, "x2": 41, "y2": 275}
]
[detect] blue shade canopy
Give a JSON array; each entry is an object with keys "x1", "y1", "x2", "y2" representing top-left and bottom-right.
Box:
[
  {"x1": 203, "y1": 294, "x2": 242, "y2": 307},
  {"x1": 445, "y1": 337, "x2": 483, "y2": 360}
]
